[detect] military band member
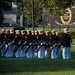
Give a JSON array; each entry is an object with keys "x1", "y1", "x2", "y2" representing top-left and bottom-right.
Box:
[
  {"x1": 37, "y1": 30, "x2": 45, "y2": 58},
  {"x1": 61, "y1": 28, "x2": 72, "y2": 59},
  {"x1": 45, "y1": 31, "x2": 51, "y2": 58},
  {"x1": 50, "y1": 30, "x2": 58, "y2": 59}
]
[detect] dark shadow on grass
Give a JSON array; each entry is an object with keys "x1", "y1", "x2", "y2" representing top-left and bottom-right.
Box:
[{"x1": 0, "y1": 58, "x2": 75, "y2": 73}]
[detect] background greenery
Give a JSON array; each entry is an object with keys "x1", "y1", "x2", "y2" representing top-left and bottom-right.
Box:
[{"x1": 14, "y1": 0, "x2": 72, "y2": 25}]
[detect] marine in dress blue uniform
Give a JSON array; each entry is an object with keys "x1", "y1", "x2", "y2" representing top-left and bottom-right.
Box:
[
  {"x1": 31, "y1": 31, "x2": 36, "y2": 58},
  {"x1": 0, "y1": 29, "x2": 6, "y2": 57},
  {"x1": 45, "y1": 31, "x2": 51, "y2": 58},
  {"x1": 4, "y1": 29, "x2": 10, "y2": 57},
  {"x1": 26, "y1": 30, "x2": 33, "y2": 58},
  {"x1": 14, "y1": 30, "x2": 21, "y2": 58},
  {"x1": 20, "y1": 30, "x2": 27, "y2": 57},
  {"x1": 5, "y1": 29, "x2": 14, "y2": 57},
  {"x1": 61, "y1": 28, "x2": 72, "y2": 59},
  {"x1": 34, "y1": 31, "x2": 38, "y2": 58},
  {"x1": 56, "y1": 32, "x2": 61, "y2": 58},
  {"x1": 50, "y1": 30, "x2": 58, "y2": 59},
  {"x1": 37, "y1": 30, "x2": 45, "y2": 58}
]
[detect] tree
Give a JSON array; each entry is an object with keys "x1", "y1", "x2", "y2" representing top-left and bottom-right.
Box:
[
  {"x1": 45, "y1": 0, "x2": 72, "y2": 16},
  {"x1": 14, "y1": 0, "x2": 72, "y2": 27},
  {"x1": 1, "y1": 0, "x2": 12, "y2": 11},
  {"x1": 0, "y1": 1, "x2": 4, "y2": 25}
]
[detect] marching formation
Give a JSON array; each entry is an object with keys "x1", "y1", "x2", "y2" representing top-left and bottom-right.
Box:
[{"x1": 0, "y1": 28, "x2": 72, "y2": 59}]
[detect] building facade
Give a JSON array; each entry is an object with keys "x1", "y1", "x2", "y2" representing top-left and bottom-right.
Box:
[{"x1": 3, "y1": 11, "x2": 20, "y2": 24}]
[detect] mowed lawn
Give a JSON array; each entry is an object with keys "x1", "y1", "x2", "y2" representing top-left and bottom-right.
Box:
[{"x1": 0, "y1": 46, "x2": 75, "y2": 75}]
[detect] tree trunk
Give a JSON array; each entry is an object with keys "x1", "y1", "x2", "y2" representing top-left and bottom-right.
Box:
[
  {"x1": 20, "y1": 14, "x2": 24, "y2": 27},
  {"x1": 32, "y1": 0, "x2": 34, "y2": 30}
]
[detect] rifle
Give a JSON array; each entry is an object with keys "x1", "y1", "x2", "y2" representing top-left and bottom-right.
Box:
[
  {"x1": 35, "y1": 44, "x2": 42, "y2": 52},
  {"x1": 21, "y1": 41, "x2": 26, "y2": 50},
  {"x1": 0, "y1": 41, "x2": 6, "y2": 49},
  {"x1": 47, "y1": 43, "x2": 57, "y2": 55},
  {"x1": 13, "y1": 45, "x2": 19, "y2": 53},
  {"x1": 0, "y1": 44, "x2": 4, "y2": 49},
  {"x1": 35, "y1": 42, "x2": 45, "y2": 52},
  {"x1": 4, "y1": 45, "x2": 10, "y2": 55},
  {"x1": 13, "y1": 41, "x2": 21, "y2": 53},
  {"x1": 31, "y1": 41, "x2": 37, "y2": 51},
  {"x1": 25, "y1": 41, "x2": 36, "y2": 53},
  {"x1": 25, "y1": 45, "x2": 31, "y2": 53},
  {"x1": 25, "y1": 41, "x2": 35, "y2": 53},
  {"x1": 4, "y1": 40, "x2": 14, "y2": 55}
]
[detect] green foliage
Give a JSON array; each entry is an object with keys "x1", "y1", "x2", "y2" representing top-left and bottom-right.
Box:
[
  {"x1": 25, "y1": 28, "x2": 75, "y2": 39},
  {"x1": 56, "y1": 30, "x2": 75, "y2": 39},
  {"x1": 72, "y1": 39, "x2": 75, "y2": 45},
  {"x1": 14, "y1": 0, "x2": 72, "y2": 25},
  {"x1": 42, "y1": 0, "x2": 72, "y2": 16},
  {"x1": 70, "y1": 31, "x2": 75, "y2": 39},
  {"x1": 49, "y1": 30, "x2": 75, "y2": 39}
]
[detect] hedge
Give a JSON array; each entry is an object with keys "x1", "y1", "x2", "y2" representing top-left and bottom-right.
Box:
[
  {"x1": 48, "y1": 31, "x2": 75, "y2": 39},
  {"x1": 25, "y1": 28, "x2": 75, "y2": 39}
]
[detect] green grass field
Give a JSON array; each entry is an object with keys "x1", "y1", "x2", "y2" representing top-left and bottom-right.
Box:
[
  {"x1": 0, "y1": 58, "x2": 75, "y2": 75},
  {"x1": 0, "y1": 46, "x2": 75, "y2": 75}
]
